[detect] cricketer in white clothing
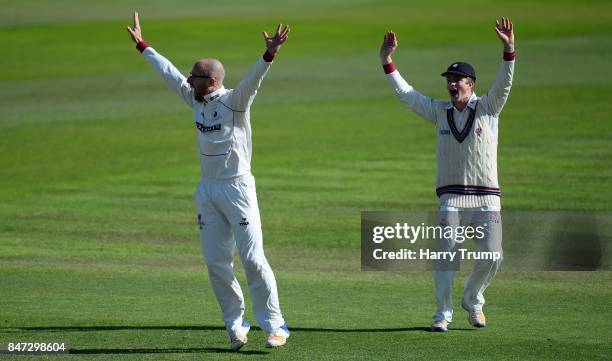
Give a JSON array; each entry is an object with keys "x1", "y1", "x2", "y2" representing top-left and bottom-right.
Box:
[
  {"x1": 127, "y1": 12, "x2": 290, "y2": 349},
  {"x1": 379, "y1": 18, "x2": 515, "y2": 332}
]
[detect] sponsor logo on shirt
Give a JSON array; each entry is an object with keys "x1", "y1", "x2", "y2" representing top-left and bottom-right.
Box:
[
  {"x1": 440, "y1": 129, "x2": 450, "y2": 135},
  {"x1": 239, "y1": 217, "x2": 250, "y2": 226},
  {"x1": 475, "y1": 127, "x2": 482, "y2": 136},
  {"x1": 196, "y1": 122, "x2": 221, "y2": 133}
]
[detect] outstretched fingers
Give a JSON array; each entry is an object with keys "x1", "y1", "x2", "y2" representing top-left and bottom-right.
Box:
[
  {"x1": 494, "y1": 17, "x2": 514, "y2": 51},
  {"x1": 383, "y1": 31, "x2": 397, "y2": 47},
  {"x1": 264, "y1": 24, "x2": 290, "y2": 41},
  {"x1": 263, "y1": 24, "x2": 290, "y2": 53},
  {"x1": 280, "y1": 24, "x2": 290, "y2": 38},
  {"x1": 133, "y1": 11, "x2": 140, "y2": 29},
  {"x1": 271, "y1": 24, "x2": 289, "y2": 44},
  {"x1": 496, "y1": 17, "x2": 513, "y2": 33},
  {"x1": 380, "y1": 30, "x2": 397, "y2": 62},
  {"x1": 126, "y1": 11, "x2": 142, "y2": 42},
  {"x1": 280, "y1": 26, "x2": 290, "y2": 43}
]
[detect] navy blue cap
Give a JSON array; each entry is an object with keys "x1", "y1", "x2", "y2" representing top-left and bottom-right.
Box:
[{"x1": 441, "y1": 62, "x2": 476, "y2": 81}]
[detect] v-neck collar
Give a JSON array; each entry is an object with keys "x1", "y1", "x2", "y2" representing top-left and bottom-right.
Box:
[{"x1": 446, "y1": 99, "x2": 479, "y2": 143}]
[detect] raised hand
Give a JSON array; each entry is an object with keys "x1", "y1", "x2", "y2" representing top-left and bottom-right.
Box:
[
  {"x1": 262, "y1": 24, "x2": 290, "y2": 55},
  {"x1": 126, "y1": 11, "x2": 143, "y2": 43},
  {"x1": 494, "y1": 17, "x2": 514, "y2": 52},
  {"x1": 380, "y1": 31, "x2": 397, "y2": 65}
]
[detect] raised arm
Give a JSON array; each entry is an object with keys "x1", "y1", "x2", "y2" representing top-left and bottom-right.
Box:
[
  {"x1": 127, "y1": 11, "x2": 194, "y2": 107},
  {"x1": 380, "y1": 31, "x2": 438, "y2": 123},
  {"x1": 485, "y1": 17, "x2": 515, "y2": 115},
  {"x1": 232, "y1": 24, "x2": 290, "y2": 111}
]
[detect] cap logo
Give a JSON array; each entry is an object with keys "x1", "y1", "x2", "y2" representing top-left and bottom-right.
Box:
[{"x1": 452, "y1": 63, "x2": 459, "y2": 68}]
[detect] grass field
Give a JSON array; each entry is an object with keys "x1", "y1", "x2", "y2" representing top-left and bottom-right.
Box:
[{"x1": 1, "y1": 0, "x2": 611, "y2": 360}]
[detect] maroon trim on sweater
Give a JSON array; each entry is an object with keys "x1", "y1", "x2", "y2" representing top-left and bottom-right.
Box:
[
  {"x1": 263, "y1": 50, "x2": 275, "y2": 62},
  {"x1": 503, "y1": 51, "x2": 515, "y2": 61},
  {"x1": 436, "y1": 184, "x2": 501, "y2": 197},
  {"x1": 383, "y1": 62, "x2": 396, "y2": 74},
  {"x1": 136, "y1": 40, "x2": 149, "y2": 53}
]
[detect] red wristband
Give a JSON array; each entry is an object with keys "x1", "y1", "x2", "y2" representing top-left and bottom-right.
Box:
[
  {"x1": 503, "y1": 51, "x2": 515, "y2": 61},
  {"x1": 136, "y1": 40, "x2": 149, "y2": 53},
  {"x1": 263, "y1": 50, "x2": 275, "y2": 62},
  {"x1": 383, "y1": 62, "x2": 396, "y2": 74}
]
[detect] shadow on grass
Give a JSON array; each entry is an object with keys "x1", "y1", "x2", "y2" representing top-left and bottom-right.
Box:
[
  {"x1": 0, "y1": 324, "x2": 474, "y2": 355},
  {"x1": 0, "y1": 325, "x2": 227, "y2": 332},
  {"x1": 69, "y1": 347, "x2": 267, "y2": 355},
  {"x1": 0, "y1": 325, "x2": 474, "y2": 333},
  {"x1": 291, "y1": 326, "x2": 475, "y2": 332}
]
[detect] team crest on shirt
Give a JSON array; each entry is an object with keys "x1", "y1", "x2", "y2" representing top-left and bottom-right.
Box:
[
  {"x1": 440, "y1": 129, "x2": 450, "y2": 135},
  {"x1": 475, "y1": 127, "x2": 482, "y2": 136},
  {"x1": 200, "y1": 111, "x2": 220, "y2": 120}
]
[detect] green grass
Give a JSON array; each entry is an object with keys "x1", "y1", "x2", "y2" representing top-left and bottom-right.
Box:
[{"x1": 1, "y1": 0, "x2": 611, "y2": 360}]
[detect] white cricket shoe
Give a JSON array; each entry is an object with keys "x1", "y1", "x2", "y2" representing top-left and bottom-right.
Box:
[
  {"x1": 265, "y1": 324, "x2": 290, "y2": 348},
  {"x1": 431, "y1": 319, "x2": 449, "y2": 332},
  {"x1": 462, "y1": 300, "x2": 486, "y2": 328},
  {"x1": 230, "y1": 321, "x2": 251, "y2": 351}
]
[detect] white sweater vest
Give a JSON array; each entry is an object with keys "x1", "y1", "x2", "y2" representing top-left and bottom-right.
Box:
[
  {"x1": 386, "y1": 58, "x2": 514, "y2": 208},
  {"x1": 436, "y1": 101, "x2": 501, "y2": 208}
]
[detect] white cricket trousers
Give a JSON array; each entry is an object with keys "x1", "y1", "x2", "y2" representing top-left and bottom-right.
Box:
[
  {"x1": 433, "y1": 206, "x2": 503, "y2": 323},
  {"x1": 194, "y1": 173, "x2": 285, "y2": 335}
]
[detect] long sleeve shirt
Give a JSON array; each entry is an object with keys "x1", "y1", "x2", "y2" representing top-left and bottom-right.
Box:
[{"x1": 138, "y1": 41, "x2": 274, "y2": 180}]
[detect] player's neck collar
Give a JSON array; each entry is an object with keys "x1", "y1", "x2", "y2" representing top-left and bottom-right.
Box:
[
  {"x1": 446, "y1": 92, "x2": 478, "y2": 111},
  {"x1": 202, "y1": 86, "x2": 227, "y2": 104}
]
